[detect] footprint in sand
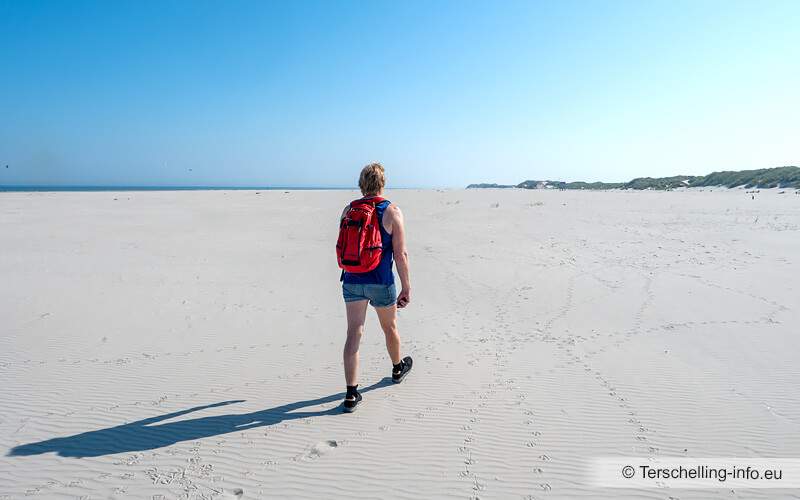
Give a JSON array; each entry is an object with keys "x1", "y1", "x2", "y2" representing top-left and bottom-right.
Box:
[
  {"x1": 296, "y1": 440, "x2": 344, "y2": 460},
  {"x1": 218, "y1": 488, "x2": 244, "y2": 499}
]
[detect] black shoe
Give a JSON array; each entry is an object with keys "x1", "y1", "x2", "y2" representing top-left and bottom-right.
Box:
[
  {"x1": 392, "y1": 356, "x2": 413, "y2": 384},
  {"x1": 343, "y1": 392, "x2": 362, "y2": 413}
]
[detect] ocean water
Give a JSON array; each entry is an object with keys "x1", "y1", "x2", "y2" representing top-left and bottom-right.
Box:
[{"x1": 0, "y1": 186, "x2": 353, "y2": 192}]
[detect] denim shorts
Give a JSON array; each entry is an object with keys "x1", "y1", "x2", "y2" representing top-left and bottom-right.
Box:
[{"x1": 342, "y1": 283, "x2": 397, "y2": 308}]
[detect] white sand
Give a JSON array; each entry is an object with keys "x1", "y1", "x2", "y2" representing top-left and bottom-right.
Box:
[{"x1": 1, "y1": 187, "x2": 799, "y2": 499}]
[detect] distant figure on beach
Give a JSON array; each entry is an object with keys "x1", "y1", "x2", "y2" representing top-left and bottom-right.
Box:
[{"x1": 337, "y1": 162, "x2": 412, "y2": 412}]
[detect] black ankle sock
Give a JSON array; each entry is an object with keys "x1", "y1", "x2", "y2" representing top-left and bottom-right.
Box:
[
  {"x1": 346, "y1": 385, "x2": 358, "y2": 397},
  {"x1": 393, "y1": 361, "x2": 404, "y2": 373}
]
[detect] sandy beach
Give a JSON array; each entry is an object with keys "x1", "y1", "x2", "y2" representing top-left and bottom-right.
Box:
[{"x1": 1, "y1": 187, "x2": 799, "y2": 499}]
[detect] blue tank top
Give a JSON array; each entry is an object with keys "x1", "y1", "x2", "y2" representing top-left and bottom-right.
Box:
[{"x1": 342, "y1": 200, "x2": 394, "y2": 285}]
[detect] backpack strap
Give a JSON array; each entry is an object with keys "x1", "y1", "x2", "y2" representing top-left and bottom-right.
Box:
[{"x1": 352, "y1": 196, "x2": 387, "y2": 207}]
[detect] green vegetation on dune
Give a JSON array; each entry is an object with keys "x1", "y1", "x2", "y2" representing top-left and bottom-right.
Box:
[
  {"x1": 624, "y1": 175, "x2": 701, "y2": 190},
  {"x1": 516, "y1": 180, "x2": 624, "y2": 189},
  {"x1": 465, "y1": 183, "x2": 516, "y2": 189},
  {"x1": 691, "y1": 167, "x2": 800, "y2": 189},
  {"x1": 467, "y1": 166, "x2": 800, "y2": 190},
  {"x1": 563, "y1": 181, "x2": 624, "y2": 190}
]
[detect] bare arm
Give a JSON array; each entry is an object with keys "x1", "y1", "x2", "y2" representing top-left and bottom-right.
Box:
[{"x1": 384, "y1": 204, "x2": 411, "y2": 307}]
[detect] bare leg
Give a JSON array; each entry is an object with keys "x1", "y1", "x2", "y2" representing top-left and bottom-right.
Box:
[
  {"x1": 375, "y1": 304, "x2": 401, "y2": 365},
  {"x1": 344, "y1": 300, "x2": 369, "y2": 386}
]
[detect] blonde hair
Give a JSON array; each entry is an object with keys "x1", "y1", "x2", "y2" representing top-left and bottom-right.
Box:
[{"x1": 359, "y1": 162, "x2": 386, "y2": 195}]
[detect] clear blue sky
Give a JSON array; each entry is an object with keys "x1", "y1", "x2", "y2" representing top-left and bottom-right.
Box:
[{"x1": 1, "y1": 0, "x2": 798, "y2": 188}]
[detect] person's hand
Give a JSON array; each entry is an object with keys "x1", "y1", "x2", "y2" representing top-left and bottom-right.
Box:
[{"x1": 396, "y1": 289, "x2": 410, "y2": 309}]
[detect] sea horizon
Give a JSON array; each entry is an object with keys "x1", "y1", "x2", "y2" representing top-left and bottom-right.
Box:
[{"x1": 0, "y1": 185, "x2": 359, "y2": 192}]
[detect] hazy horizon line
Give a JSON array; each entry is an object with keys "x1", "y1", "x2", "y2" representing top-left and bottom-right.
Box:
[{"x1": 0, "y1": 185, "x2": 432, "y2": 192}]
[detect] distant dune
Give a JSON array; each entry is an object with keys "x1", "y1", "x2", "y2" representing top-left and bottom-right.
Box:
[{"x1": 468, "y1": 165, "x2": 800, "y2": 190}]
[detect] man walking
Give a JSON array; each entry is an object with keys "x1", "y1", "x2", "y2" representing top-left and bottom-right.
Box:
[{"x1": 338, "y1": 162, "x2": 412, "y2": 413}]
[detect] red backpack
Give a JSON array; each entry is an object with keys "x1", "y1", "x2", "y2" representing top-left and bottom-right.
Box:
[{"x1": 337, "y1": 197, "x2": 389, "y2": 273}]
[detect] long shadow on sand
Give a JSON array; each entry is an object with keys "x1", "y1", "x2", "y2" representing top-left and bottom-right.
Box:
[{"x1": 9, "y1": 378, "x2": 393, "y2": 458}]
